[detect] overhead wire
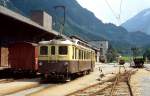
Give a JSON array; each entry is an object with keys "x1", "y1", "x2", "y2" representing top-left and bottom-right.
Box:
[
  {"x1": 118, "y1": 0, "x2": 123, "y2": 24},
  {"x1": 104, "y1": 0, "x2": 124, "y2": 25},
  {"x1": 104, "y1": 0, "x2": 118, "y2": 20}
]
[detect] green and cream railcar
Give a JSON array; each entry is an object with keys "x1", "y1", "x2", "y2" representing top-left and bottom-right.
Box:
[{"x1": 38, "y1": 39, "x2": 95, "y2": 80}]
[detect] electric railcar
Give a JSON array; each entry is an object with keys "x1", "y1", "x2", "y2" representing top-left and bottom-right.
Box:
[{"x1": 38, "y1": 38, "x2": 95, "y2": 80}]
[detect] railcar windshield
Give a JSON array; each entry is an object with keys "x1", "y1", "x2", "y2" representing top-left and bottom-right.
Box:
[
  {"x1": 59, "y1": 46, "x2": 68, "y2": 55},
  {"x1": 40, "y1": 46, "x2": 48, "y2": 55},
  {"x1": 51, "y1": 46, "x2": 55, "y2": 55}
]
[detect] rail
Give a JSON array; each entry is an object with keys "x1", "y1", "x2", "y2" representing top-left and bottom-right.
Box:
[
  {"x1": 110, "y1": 65, "x2": 134, "y2": 96},
  {"x1": 127, "y1": 72, "x2": 134, "y2": 96}
]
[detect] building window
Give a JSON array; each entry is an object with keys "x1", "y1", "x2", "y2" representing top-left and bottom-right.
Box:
[
  {"x1": 59, "y1": 46, "x2": 68, "y2": 55},
  {"x1": 51, "y1": 46, "x2": 55, "y2": 55},
  {"x1": 40, "y1": 46, "x2": 48, "y2": 55}
]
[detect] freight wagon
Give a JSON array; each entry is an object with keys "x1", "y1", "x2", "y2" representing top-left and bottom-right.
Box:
[{"x1": 0, "y1": 42, "x2": 38, "y2": 77}]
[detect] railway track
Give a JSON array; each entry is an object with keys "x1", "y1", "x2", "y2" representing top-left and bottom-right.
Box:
[
  {"x1": 0, "y1": 77, "x2": 39, "y2": 84},
  {"x1": 100, "y1": 71, "x2": 134, "y2": 96},
  {"x1": 6, "y1": 83, "x2": 57, "y2": 96},
  {"x1": 0, "y1": 78, "x2": 41, "y2": 96},
  {"x1": 67, "y1": 67, "x2": 136, "y2": 96},
  {"x1": 1, "y1": 77, "x2": 62, "y2": 96}
]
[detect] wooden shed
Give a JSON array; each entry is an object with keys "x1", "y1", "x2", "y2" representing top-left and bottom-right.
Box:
[{"x1": 8, "y1": 42, "x2": 38, "y2": 71}]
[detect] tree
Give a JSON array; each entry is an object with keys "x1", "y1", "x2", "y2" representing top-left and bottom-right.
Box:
[
  {"x1": 106, "y1": 44, "x2": 118, "y2": 63},
  {"x1": 143, "y1": 48, "x2": 150, "y2": 60}
]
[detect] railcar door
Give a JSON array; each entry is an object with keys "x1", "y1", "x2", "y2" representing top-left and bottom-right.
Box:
[
  {"x1": 91, "y1": 51, "x2": 95, "y2": 71},
  {"x1": 38, "y1": 45, "x2": 51, "y2": 73}
]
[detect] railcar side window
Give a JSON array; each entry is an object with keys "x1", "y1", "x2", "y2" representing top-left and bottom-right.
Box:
[
  {"x1": 79, "y1": 50, "x2": 81, "y2": 59},
  {"x1": 75, "y1": 48, "x2": 77, "y2": 59},
  {"x1": 72, "y1": 47, "x2": 75, "y2": 59},
  {"x1": 59, "y1": 46, "x2": 68, "y2": 55},
  {"x1": 40, "y1": 46, "x2": 48, "y2": 55},
  {"x1": 81, "y1": 50, "x2": 83, "y2": 59},
  {"x1": 51, "y1": 46, "x2": 55, "y2": 55}
]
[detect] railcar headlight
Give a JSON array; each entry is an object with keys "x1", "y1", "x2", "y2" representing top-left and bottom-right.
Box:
[
  {"x1": 64, "y1": 62, "x2": 68, "y2": 66},
  {"x1": 39, "y1": 62, "x2": 43, "y2": 66}
]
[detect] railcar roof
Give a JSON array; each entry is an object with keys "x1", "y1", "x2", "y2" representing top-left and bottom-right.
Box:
[
  {"x1": 50, "y1": 39, "x2": 74, "y2": 45},
  {"x1": 39, "y1": 39, "x2": 74, "y2": 45},
  {"x1": 39, "y1": 39, "x2": 95, "y2": 51}
]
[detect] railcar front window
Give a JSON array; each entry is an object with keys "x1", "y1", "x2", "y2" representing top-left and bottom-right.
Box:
[
  {"x1": 51, "y1": 46, "x2": 55, "y2": 55},
  {"x1": 59, "y1": 46, "x2": 68, "y2": 55},
  {"x1": 40, "y1": 46, "x2": 48, "y2": 55}
]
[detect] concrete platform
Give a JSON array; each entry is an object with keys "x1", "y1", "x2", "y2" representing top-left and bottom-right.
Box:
[{"x1": 130, "y1": 64, "x2": 150, "y2": 96}]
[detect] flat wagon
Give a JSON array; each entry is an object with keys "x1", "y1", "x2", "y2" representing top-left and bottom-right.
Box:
[
  {"x1": 133, "y1": 58, "x2": 144, "y2": 68},
  {"x1": 130, "y1": 58, "x2": 144, "y2": 68}
]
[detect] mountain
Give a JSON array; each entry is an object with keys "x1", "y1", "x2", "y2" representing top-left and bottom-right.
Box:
[
  {"x1": 7, "y1": 0, "x2": 105, "y2": 41},
  {"x1": 0, "y1": 0, "x2": 26, "y2": 16},
  {"x1": 2, "y1": 0, "x2": 150, "y2": 49},
  {"x1": 122, "y1": 8, "x2": 150, "y2": 35}
]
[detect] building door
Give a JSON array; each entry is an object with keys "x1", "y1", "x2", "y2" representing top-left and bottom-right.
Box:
[{"x1": 0, "y1": 47, "x2": 9, "y2": 67}]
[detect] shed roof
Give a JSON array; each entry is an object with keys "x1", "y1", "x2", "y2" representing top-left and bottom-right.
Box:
[{"x1": 0, "y1": 5, "x2": 59, "y2": 42}]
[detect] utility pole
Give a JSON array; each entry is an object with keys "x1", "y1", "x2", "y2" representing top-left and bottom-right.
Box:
[{"x1": 54, "y1": 5, "x2": 66, "y2": 36}]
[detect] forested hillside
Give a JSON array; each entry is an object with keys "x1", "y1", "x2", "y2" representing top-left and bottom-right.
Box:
[{"x1": 2, "y1": 0, "x2": 150, "y2": 49}]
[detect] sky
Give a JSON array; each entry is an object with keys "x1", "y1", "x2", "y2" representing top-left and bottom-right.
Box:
[{"x1": 76, "y1": 0, "x2": 150, "y2": 25}]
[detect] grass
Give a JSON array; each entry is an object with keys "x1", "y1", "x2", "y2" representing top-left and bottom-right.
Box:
[
  {"x1": 121, "y1": 56, "x2": 143, "y2": 62},
  {"x1": 121, "y1": 56, "x2": 132, "y2": 62}
]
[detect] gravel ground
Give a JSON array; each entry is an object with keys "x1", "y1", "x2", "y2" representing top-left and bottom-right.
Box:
[
  {"x1": 141, "y1": 76, "x2": 150, "y2": 96},
  {"x1": 0, "y1": 63, "x2": 131, "y2": 96},
  {"x1": 28, "y1": 63, "x2": 131, "y2": 96},
  {"x1": 141, "y1": 64, "x2": 150, "y2": 96}
]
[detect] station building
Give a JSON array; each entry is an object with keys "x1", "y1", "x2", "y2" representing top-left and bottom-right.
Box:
[
  {"x1": 0, "y1": 5, "x2": 59, "y2": 69},
  {"x1": 89, "y1": 40, "x2": 109, "y2": 63}
]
